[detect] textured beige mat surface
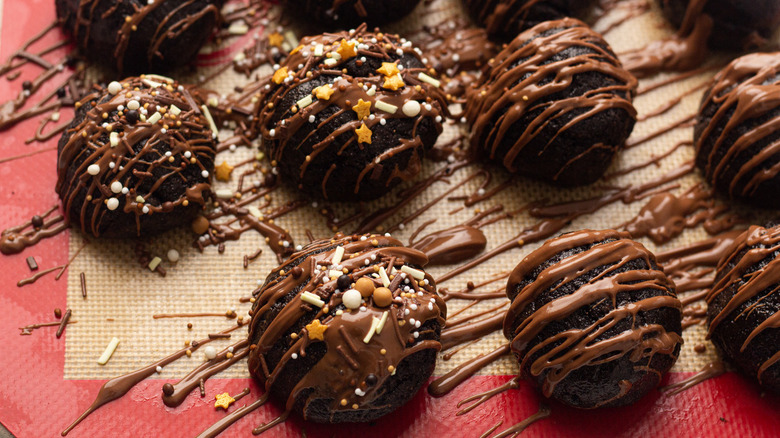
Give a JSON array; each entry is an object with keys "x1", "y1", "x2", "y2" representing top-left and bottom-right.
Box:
[{"x1": 64, "y1": 0, "x2": 731, "y2": 381}]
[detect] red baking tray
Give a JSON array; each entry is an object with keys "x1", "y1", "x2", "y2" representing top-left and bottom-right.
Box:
[{"x1": 1, "y1": 1, "x2": 779, "y2": 437}]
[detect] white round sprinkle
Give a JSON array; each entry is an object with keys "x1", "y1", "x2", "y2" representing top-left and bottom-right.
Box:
[
  {"x1": 415, "y1": 320, "x2": 422, "y2": 328},
  {"x1": 404, "y1": 308, "x2": 410, "y2": 315},
  {"x1": 204, "y1": 346, "x2": 217, "y2": 360},
  {"x1": 402, "y1": 101, "x2": 421, "y2": 117},
  {"x1": 106, "y1": 198, "x2": 119, "y2": 211},
  {"x1": 121, "y1": 187, "x2": 129, "y2": 194},
  {"x1": 409, "y1": 318, "x2": 416, "y2": 325},
  {"x1": 296, "y1": 245, "x2": 303, "y2": 251},
  {"x1": 309, "y1": 115, "x2": 316, "y2": 123},
  {"x1": 142, "y1": 206, "x2": 150, "y2": 214},
  {"x1": 184, "y1": 151, "x2": 192, "y2": 158},
  {"x1": 107, "y1": 81, "x2": 122, "y2": 95},
  {"x1": 355, "y1": 388, "x2": 366, "y2": 396},
  {"x1": 269, "y1": 129, "x2": 276, "y2": 137},
  {"x1": 413, "y1": 331, "x2": 419, "y2": 338},
  {"x1": 109, "y1": 162, "x2": 116, "y2": 169},
  {"x1": 127, "y1": 100, "x2": 140, "y2": 110},
  {"x1": 342, "y1": 289, "x2": 362, "y2": 309},
  {"x1": 110, "y1": 181, "x2": 123, "y2": 193},
  {"x1": 155, "y1": 366, "x2": 162, "y2": 373},
  {"x1": 117, "y1": 105, "x2": 124, "y2": 111},
  {"x1": 228, "y1": 346, "x2": 234, "y2": 353},
  {"x1": 360, "y1": 306, "x2": 367, "y2": 312},
  {"x1": 380, "y1": 118, "x2": 387, "y2": 125},
  {"x1": 410, "y1": 304, "x2": 418, "y2": 310},
  {"x1": 167, "y1": 249, "x2": 180, "y2": 263},
  {"x1": 201, "y1": 170, "x2": 209, "y2": 178},
  {"x1": 165, "y1": 151, "x2": 172, "y2": 157},
  {"x1": 291, "y1": 353, "x2": 298, "y2": 359},
  {"x1": 87, "y1": 164, "x2": 100, "y2": 175}
]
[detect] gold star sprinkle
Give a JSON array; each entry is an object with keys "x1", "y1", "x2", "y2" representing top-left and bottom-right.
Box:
[
  {"x1": 377, "y1": 62, "x2": 400, "y2": 77},
  {"x1": 313, "y1": 84, "x2": 335, "y2": 101},
  {"x1": 268, "y1": 32, "x2": 284, "y2": 47},
  {"x1": 214, "y1": 392, "x2": 235, "y2": 410},
  {"x1": 215, "y1": 161, "x2": 234, "y2": 182},
  {"x1": 305, "y1": 319, "x2": 328, "y2": 341},
  {"x1": 355, "y1": 123, "x2": 373, "y2": 144},
  {"x1": 336, "y1": 39, "x2": 357, "y2": 60},
  {"x1": 352, "y1": 99, "x2": 371, "y2": 120},
  {"x1": 382, "y1": 74, "x2": 405, "y2": 91},
  {"x1": 272, "y1": 66, "x2": 288, "y2": 84}
]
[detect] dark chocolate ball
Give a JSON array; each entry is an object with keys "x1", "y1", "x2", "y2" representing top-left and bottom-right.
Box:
[
  {"x1": 504, "y1": 229, "x2": 683, "y2": 409},
  {"x1": 661, "y1": 0, "x2": 780, "y2": 51},
  {"x1": 466, "y1": 18, "x2": 637, "y2": 186},
  {"x1": 247, "y1": 233, "x2": 446, "y2": 423},
  {"x1": 56, "y1": 75, "x2": 216, "y2": 238},
  {"x1": 462, "y1": 0, "x2": 594, "y2": 41},
  {"x1": 254, "y1": 25, "x2": 447, "y2": 202},
  {"x1": 707, "y1": 224, "x2": 780, "y2": 393},
  {"x1": 694, "y1": 52, "x2": 780, "y2": 209},
  {"x1": 282, "y1": 0, "x2": 422, "y2": 28},
  {"x1": 55, "y1": 0, "x2": 224, "y2": 73}
]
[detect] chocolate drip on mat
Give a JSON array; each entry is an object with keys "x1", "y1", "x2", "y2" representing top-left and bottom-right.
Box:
[{"x1": 62, "y1": 326, "x2": 241, "y2": 436}]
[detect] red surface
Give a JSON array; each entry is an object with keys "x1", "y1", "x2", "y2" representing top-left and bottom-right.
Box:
[{"x1": 1, "y1": 1, "x2": 779, "y2": 437}]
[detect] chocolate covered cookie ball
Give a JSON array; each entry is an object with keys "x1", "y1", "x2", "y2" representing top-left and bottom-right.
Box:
[
  {"x1": 695, "y1": 53, "x2": 780, "y2": 209},
  {"x1": 661, "y1": 0, "x2": 780, "y2": 51},
  {"x1": 255, "y1": 25, "x2": 447, "y2": 201},
  {"x1": 466, "y1": 18, "x2": 637, "y2": 186},
  {"x1": 247, "y1": 233, "x2": 446, "y2": 423},
  {"x1": 56, "y1": 0, "x2": 224, "y2": 73},
  {"x1": 462, "y1": 0, "x2": 594, "y2": 41},
  {"x1": 282, "y1": 0, "x2": 422, "y2": 28},
  {"x1": 707, "y1": 224, "x2": 780, "y2": 392},
  {"x1": 504, "y1": 229, "x2": 683, "y2": 408},
  {"x1": 56, "y1": 75, "x2": 217, "y2": 238}
]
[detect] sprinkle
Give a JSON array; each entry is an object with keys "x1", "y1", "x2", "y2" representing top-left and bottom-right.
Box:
[
  {"x1": 200, "y1": 105, "x2": 219, "y2": 137},
  {"x1": 305, "y1": 319, "x2": 328, "y2": 341},
  {"x1": 201, "y1": 170, "x2": 210, "y2": 178},
  {"x1": 268, "y1": 32, "x2": 284, "y2": 47},
  {"x1": 291, "y1": 353, "x2": 298, "y2": 359},
  {"x1": 107, "y1": 81, "x2": 122, "y2": 95},
  {"x1": 87, "y1": 164, "x2": 100, "y2": 175},
  {"x1": 375, "y1": 101, "x2": 397, "y2": 114},
  {"x1": 142, "y1": 78, "x2": 163, "y2": 88},
  {"x1": 354, "y1": 388, "x2": 366, "y2": 397},
  {"x1": 106, "y1": 198, "x2": 119, "y2": 211},
  {"x1": 26, "y1": 256, "x2": 38, "y2": 271},
  {"x1": 109, "y1": 131, "x2": 120, "y2": 148},
  {"x1": 342, "y1": 289, "x2": 363, "y2": 309},
  {"x1": 308, "y1": 115, "x2": 316, "y2": 123},
  {"x1": 216, "y1": 188, "x2": 234, "y2": 199},
  {"x1": 363, "y1": 316, "x2": 381, "y2": 344},
  {"x1": 336, "y1": 39, "x2": 357, "y2": 59},
  {"x1": 148, "y1": 256, "x2": 162, "y2": 271},
  {"x1": 332, "y1": 246, "x2": 345, "y2": 265},
  {"x1": 204, "y1": 346, "x2": 217, "y2": 360},
  {"x1": 366, "y1": 85, "x2": 376, "y2": 96},
  {"x1": 313, "y1": 84, "x2": 335, "y2": 101},
  {"x1": 376, "y1": 311, "x2": 389, "y2": 334},
  {"x1": 214, "y1": 392, "x2": 235, "y2": 410},
  {"x1": 418, "y1": 73, "x2": 441, "y2": 88},
  {"x1": 167, "y1": 249, "x2": 180, "y2": 263},
  {"x1": 296, "y1": 95, "x2": 313, "y2": 109},
  {"x1": 382, "y1": 74, "x2": 405, "y2": 91},
  {"x1": 127, "y1": 100, "x2": 140, "y2": 110},
  {"x1": 401, "y1": 265, "x2": 425, "y2": 280},
  {"x1": 142, "y1": 206, "x2": 150, "y2": 214},
  {"x1": 215, "y1": 161, "x2": 234, "y2": 182},
  {"x1": 168, "y1": 104, "x2": 182, "y2": 116},
  {"x1": 301, "y1": 292, "x2": 325, "y2": 307},
  {"x1": 352, "y1": 99, "x2": 371, "y2": 120},
  {"x1": 313, "y1": 43, "x2": 324, "y2": 57},
  {"x1": 97, "y1": 337, "x2": 120, "y2": 365},
  {"x1": 402, "y1": 100, "x2": 421, "y2": 117},
  {"x1": 413, "y1": 331, "x2": 419, "y2": 338},
  {"x1": 323, "y1": 58, "x2": 338, "y2": 67},
  {"x1": 378, "y1": 267, "x2": 391, "y2": 287},
  {"x1": 155, "y1": 366, "x2": 163, "y2": 374},
  {"x1": 377, "y1": 62, "x2": 400, "y2": 77},
  {"x1": 355, "y1": 124, "x2": 372, "y2": 144}
]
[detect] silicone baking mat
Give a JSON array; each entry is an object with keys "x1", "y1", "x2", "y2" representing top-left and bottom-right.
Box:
[{"x1": 1, "y1": 0, "x2": 779, "y2": 436}]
